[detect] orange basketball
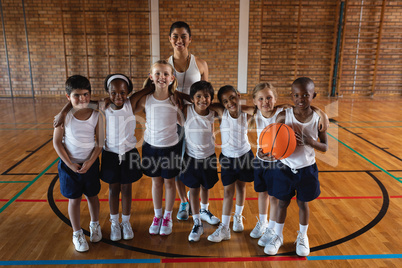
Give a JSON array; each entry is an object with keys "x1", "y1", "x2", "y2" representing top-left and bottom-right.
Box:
[{"x1": 259, "y1": 123, "x2": 297, "y2": 160}]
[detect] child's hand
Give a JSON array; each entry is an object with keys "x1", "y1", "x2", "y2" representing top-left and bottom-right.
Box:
[
  {"x1": 104, "y1": 98, "x2": 112, "y2": 109},
  {"x1": 295, "y1": 132, "x2": 313, "y2": 146},
  {"x1": 257, "y1": 148, "x2": 277, "y2": 161},
  {"x1": 53, "y1": 113, "x2": 64, "y2": 128},
  {"x1": 173, "y1": 91, "x2": 184, "y2": 110},
  {"x1": 77, "y1": 161, "x2": 91, "y2": 174},
  {"x1": 67, "y1": 163, "x2": 82, "y2": 173},
  {"x1": 318, "y1": 113, "x2": 329, "y2": 132}
]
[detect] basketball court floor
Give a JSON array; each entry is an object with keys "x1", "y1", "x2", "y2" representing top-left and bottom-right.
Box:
[{"x1": 0, "y1": 96, "x2": 401, "y2": 267}]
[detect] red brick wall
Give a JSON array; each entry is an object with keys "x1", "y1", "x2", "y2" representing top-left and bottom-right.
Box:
[{"x1": 0, "y1": 0, "x2": 400, "y2": 97}]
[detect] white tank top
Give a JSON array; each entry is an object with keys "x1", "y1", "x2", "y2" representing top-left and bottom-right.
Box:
[
  {"x1": 255, "y1": 108, "x2": 283, "y2": 162},
  {"x1": 144, "y1": 94, "x2": 179, "y2": 147},
  {"x1": 63, "y1": 110, "x2": 99, "y2": 163},
  {"x1": 184, "y1": 105, "x2": 215, "y2": 159},
  {"x1": 104, "y1": 100, "x2": 137, "y2": 155},
  {"x1": 281, "y1": 108, "x2": 320, "y2": 169},
  {"x1": 168, "y1": 54, "x2": 201, "y2": 95},
  {"x1": 220, "y1": 109, "x2": 251, "y2": 157}
]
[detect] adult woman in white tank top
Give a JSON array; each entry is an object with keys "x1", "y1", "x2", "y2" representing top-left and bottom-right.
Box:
[{"x1": 167, "y1": 21, "x2": 210, "y2": 221}]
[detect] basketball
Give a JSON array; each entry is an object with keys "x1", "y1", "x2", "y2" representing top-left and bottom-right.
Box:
[{"x1": 259, "y1": 123, "x2": 297, "y2": 160}]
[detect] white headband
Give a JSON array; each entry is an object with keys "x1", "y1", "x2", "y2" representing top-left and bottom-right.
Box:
[{"x1": 107, "y1": 75, "x2": 130, "y2": 87}]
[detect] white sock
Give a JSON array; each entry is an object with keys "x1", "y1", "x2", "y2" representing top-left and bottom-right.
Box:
[
  {"x1": 164, "y1": 210, "x2": 173, "y2": 219},
  {"x1": 154, "y1": 208, "x2": 163, "y2": 218},
  {"x1": 235, "y1": 205, "x2": 244, "y2": 215},
  {"x1": 193, "y1": 214, "x2": 201, "y2": 224},
  {"x1": 299, "y1": 224, "x2": 308, "y2": 237},
  {"x1": 222, "y1": 215, "x2": 231, "y2": 228},
  {"x1": 73, "y1": 229, "x2": 83, "y2": 235},
  {"x1": 110, "y1": 214, "x2": 119, "y2": 222},
  {"x1": 274, "y1": 222, "x2": 284, "y2": 238},
  {"x1": 90, "y1": 220, "x2": 99, "y2": 226},
  {"x1": 200, "y1": 203, "x2": 208, "y2": 211},
  {"x1": 259, "y1": 214, "x2": 268, "y2": 223},
  {"x1": 268, "y1": 219, "x2": 276, "y2": 229},
  {"x1": 122, "y1": 214, "x2": 130, "y2": 223}
]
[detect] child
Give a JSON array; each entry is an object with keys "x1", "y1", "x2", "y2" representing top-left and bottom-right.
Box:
[
  {"x1": 53, "y1": 75, "x2": 104, "y2": 252},
  {"x1": 136, "y1": 60, "x2": 181, "y2": 236},
  {"x1": 207, "y1": 85, "x2": 254, "y2": 243},
  {"x1": 245, "y1": 83, "x2": 289, "y2": 247},
  {"x1": 101, "y1": 74, "x2": 151, "y2": 241},
  {"x1": 179, "y1": 81, "x2": 220, "y2": 242},
  {"x1": 264, "y1": 77, "x2": 328, "y2": 256}
]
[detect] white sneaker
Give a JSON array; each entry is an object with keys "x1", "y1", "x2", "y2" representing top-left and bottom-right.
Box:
[
  {"x1": 121, "y1": 221, "x2": 134, "y2": 240},
  {"x1": 295, "y1": 231, "x2": 310, "y2": 256},
  {"x1": 264, "y1": 234, "x2": 283, "y2": 255},
  {"x1": 110, "y1": 219, "x2": 121, "y2": 241},
  {"x1": 250, "y1": 217, "x2": 268, "y2": 238},
  {"x1": 200, "y1": 209, "x2": 220, "y2": 225},
  {"x1": 232, "y1": 214, "x2": 244, "y2": 232},
  {"x1": 188, "y1": 219, "x2": 204, "y2": 242},
  {"x1": 258, "y1": 227, "x2": 275, "y2": 246},
  {"x1": 149, "y1": 216, "x2": 162, "y2": 235},
  {"x1": 207, "y1": 223, "x2": 231, "y2": 242},
  {"x1": 72, "y1": 231, "x2": 89, "y2": 252},
  {"x1": 89, "y1": 222, "x2": 102, "y2": 243},
  {"x1": 159, "y1": 216, "x2": 173, "y2": 236}
]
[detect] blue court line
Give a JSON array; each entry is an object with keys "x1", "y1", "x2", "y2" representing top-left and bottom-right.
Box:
[
  {"x1": 328, "y1": 133, "x2": 402, "y2": 183},
  {"x1": 0, "y1": 259, "x2": 160, "y2": 266},
  {"x1": 0, "y1": 158, "x2": 59, "y2": 214},
  {"x1": 308, "y1": 254, "x2": 402, "y2": 261}
]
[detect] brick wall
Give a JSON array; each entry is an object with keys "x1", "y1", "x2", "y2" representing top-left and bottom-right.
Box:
[{"x1": 0, "y1": 0, "x2": 400, "y2": 97}]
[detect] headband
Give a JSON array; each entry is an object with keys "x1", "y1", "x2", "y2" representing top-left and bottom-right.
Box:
[{"x1": 107, "y1": 75, "x2": 130, "y2": 87}]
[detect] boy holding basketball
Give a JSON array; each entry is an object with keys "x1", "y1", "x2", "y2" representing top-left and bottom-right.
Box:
[
  {"x1": 53, "y1": 75, "x2": 104, "y2": 252},
  {"x1": 264, "y1": 77, "x2": 328, "y2": 256}
]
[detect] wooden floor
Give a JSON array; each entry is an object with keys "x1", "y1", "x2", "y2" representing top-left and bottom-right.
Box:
[{"x1": 0, "y1": 96, "x2": 401, "y2": 267}]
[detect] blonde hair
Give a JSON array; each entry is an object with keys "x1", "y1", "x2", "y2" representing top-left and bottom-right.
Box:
[
  {"x1": 249, "y1": 82, "x2": 278, "y2": 127},
  {"x1": 142, "y1": 60, "x2": 178, "y2": 96}
]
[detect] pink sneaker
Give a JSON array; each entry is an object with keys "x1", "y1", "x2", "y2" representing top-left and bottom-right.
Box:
[
  {"x1": 149, "y1": 216, "x2": 162, "y2": 235},
  {"x1": 160, "y1": 215, "x2": 173, "y2": 236}
]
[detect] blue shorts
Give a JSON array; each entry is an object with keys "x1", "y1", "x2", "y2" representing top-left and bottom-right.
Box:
[
  {"x1": 141, "y1": 141, "x2": 182, "y2": 179},
  {"x1": 272, "y1": 162, "x2": 320, "y2": 202},
  {"x1": 101, "y1": 148, "x2": 143, "y2": 184},
  {"x1": 58, "y1": 158, "x2": 101, "y2": 199},
  {"x1": 219, "y1": 150, "x2": 254, "y2": 186},
  {"x1": 253, "y1": 158, "x2": 279, "y2": 194},
  {"x1": 179, "y1": 153, "x2": 219, "y2": 189}
]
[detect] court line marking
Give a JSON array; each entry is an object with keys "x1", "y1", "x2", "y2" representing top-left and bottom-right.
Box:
[
  {"x1": 308, "y1": 254, "x2": 402, "y2": 260},
  {"x1": 0, "y1": 158, "x2": 59, "y2": 214},
  {"x1": 0, "y1": 254, "x2": 401, "y2": 265},
  {"x1": 328, "y1": 133, "x2": 402, "y2": 183}
]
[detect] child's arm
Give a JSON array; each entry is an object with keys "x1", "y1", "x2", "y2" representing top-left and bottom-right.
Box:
[
  {"x1": 275, "y1": 103, "x2": 292, "y2": 109},
  {"x1": 240, "y1": 105, "x2": 255, "y2": 116},
  {"x1": 130, "y1": 87, "x2": 153, "y2": 112},
  {"x1": 54, "y1": 100, "x2": 99, "y2": 128},
  {"x1": 173, "y1": 91, "x2": 191, "y2": 110},
  {"x1": 77, "y1": 114, "x2": 105, "y2": 174},
  {"x1": 275, "y1": 110, "x2": 286, "y2": 123},
  {"x1": 133, "y1": 94, "x2": 147, "y2": 114},
  {"x1": 311, "y1": 106, "x2": 329, "y2": 132},
  {"x1": 209, "y1": 102, "x2": 225, "y2": 118},
  {"x1": 53, "y1": 125, "x2": 81, "y2": 172}
]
